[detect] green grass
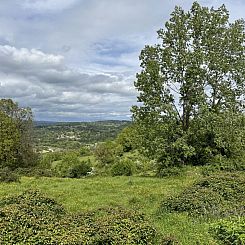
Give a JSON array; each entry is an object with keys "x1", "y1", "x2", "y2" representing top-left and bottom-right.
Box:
[{"x1": 0, "y1": 167, "x2": 217, "y2": 244}]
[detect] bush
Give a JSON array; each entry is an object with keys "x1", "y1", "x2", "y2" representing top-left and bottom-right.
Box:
[
  {"x1": 210, "y1": 218, "x2": 245, "y2": 244},
  {"x1": 156, "y1": 166, "x2": 183, "y2": 178},
  {"x1": 111, "y1": 159, "x2": 133, "y2": 176},
  {"x1": 0, "y1": 190, "x2": 157, "y2": 244},
  {"x1": 53, "y1": 151, "x2": 81, "y2": 177},
  {"x1": 14, "y1": 167, "x2": 54, "y2": 177},
  {"x1": 161, "y1": 172, "x2": 245, "y2": 218},
  {"x1": 39, "y1": 152, "x2": 63, "y2": 169},
  {"x1": 202, "y1": 155, "x2": 245, "y2": 176},
  {"x1": 67, "y1": 160, "x2": 92, "y2": 178},
  {"x1": 94, "y1": 141, "x2": 123, "y2": 166},
  {"x1": 0, "y1": 168, "x2": 20, "y2": 183}
]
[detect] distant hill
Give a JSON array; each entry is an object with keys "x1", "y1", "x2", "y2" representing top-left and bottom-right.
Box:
[
  {"x1": 34, "y1": 120, "x2": 131, "y2": 151},
  {"x1": 34, "y1": 121, "x2": 59, "y2": 126}
]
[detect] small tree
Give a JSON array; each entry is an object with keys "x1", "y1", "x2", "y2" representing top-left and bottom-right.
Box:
[
  {"x1": 132, "y1": 2, "x2": 245, "y2": 167},
  {"x1": 116, "y1": 125, "x2": 138, "y2": 152},
  {"x1": 94, "y1": 141, "x2": 123, "y2": 166},
  {"x1": 0, "y1": 99, "x2": 36, "y2": 169},
  {"x1": 0, "y1": 111, "x2": 20, "y2": 168}
]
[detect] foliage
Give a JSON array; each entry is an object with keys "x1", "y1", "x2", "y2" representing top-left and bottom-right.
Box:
[
  {"x1": 67, "y1": 160, "x2": 92, "y2": 178},
  {"x1": 202, "y1": 155, "x2": 245, "y2": 176},
  {"x1": 0, "y1": 111, "x2": 20, "y2": 168},
  {"x1": 160, "y1": 235, "x2": 180, "y2": 244},
  {"x1": 94, "y1": 140, "x2": 123, "y2": 166},
  {"x1": 39, "y1": 151, "x2": 64, "y2": 169},
  {"x1": 161, "y1": 172, "x2": 245, "y2": 217},
  {"x1": 111, "y1": 159, "x2": 133, "y2": 176},
  {"x1": 53, "y1": 151, "x2": 92, "y2": 178},
  {"x1": 0, "y1": 99, "x2": 36, "y2": 169},
  {"x1": 210, "y1": 217, "x2": 245, "y2": 244},
  {"x1": 14, "y1": 167, "x2": 54, "y2": 177},
  {"x1": 0, "y1": 167, "x2": 20, "y2": 183},
  {"x1": 189, "y1": 110, "x2": 245, "y2": 166},
  {"x1": 116, "y1": 125, "x2": 138, "y2": 152},
  {"x1": 157, "y1": 166, "x2": 183, "y2": 178},
  {"x1": 0, "y1": 190, "x2": 157, "y2": 244},
  {"x1": 79, "y1": 146, "x2": 91, "y2": 156},
  {"x1": 132, "y1": 2, "x2": 245, "y2": 167}
]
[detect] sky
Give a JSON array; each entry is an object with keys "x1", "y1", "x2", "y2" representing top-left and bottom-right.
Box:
[{"x1": 0, "y1": 0, "x2": 244, "y2": 121}]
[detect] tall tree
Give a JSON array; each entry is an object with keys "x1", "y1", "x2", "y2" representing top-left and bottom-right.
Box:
[{"x1": 132, "y1": 2, "x2": 245, "y2": 167}]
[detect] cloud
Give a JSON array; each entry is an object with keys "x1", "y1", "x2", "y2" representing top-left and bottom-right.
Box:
[
  {"x1": 0, "y1": 45, "x2": 136, "y2": 121},
  {"x1": 0, "y1": 0, "x2": 244, "y2": 121},
  {"x1": 22, "y1": 0, "x2": 80, "y2": 13}
]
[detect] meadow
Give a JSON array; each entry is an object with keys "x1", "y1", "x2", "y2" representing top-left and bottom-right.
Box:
[{"x1": 0, "y1": 167, "x2": 217, "y2": 244}]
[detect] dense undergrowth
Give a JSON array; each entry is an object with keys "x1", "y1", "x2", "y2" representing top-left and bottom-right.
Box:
[
  {"x1": 210, "y1": 217, "x2": 245, "y2": 244},
  {"x1": 160, "y1": 170, "x2": 245, "y2": 244},
  {"x1": 0, "y1": 190, "x2": 157, "y2": 244},
  {"x1": 161, "y1": 172, "x2": 245, "y2": 218}
]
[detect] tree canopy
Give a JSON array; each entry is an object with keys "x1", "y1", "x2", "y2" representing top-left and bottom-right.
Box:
[
  {"x1": 132, "y1": 2, "x2": 245, "y2": 168},
  {"x1": 0, "y1": 99, "x2": 36, "y2": 169}
]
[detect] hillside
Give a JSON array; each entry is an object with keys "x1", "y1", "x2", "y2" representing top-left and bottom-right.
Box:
[{"x1": 34, "y1": 120, "x2": 131, "y2": 152}]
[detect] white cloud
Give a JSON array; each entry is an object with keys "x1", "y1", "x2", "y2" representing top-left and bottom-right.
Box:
[
  {"x1": 0, "y1": 0, "x2": 244, "y2": 121},
  {"x1": 0, "y1": 45, "x2": 63, "y2": 67},
  {"x1": 0, "y1": 45, "x2": 136, "y2": 121},
  {"x1": 22, "y1": 0, "x2": 80, "y2": 13}
]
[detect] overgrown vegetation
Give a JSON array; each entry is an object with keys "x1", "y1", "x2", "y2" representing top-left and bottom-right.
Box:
[
  {"x1": 0, "y1": 167, "x2": 20, "y2": 183},
  {"x1": 0, "y1": 171, "x2": 216, "y2": 244},
  {"x1": 0, "y1": 190, "x2": 157, "y2": 244},
  {"x1": 211, "y1": 218, "x2": 245, "y2": 244},
  {"x1": 161, "y1": 172, "x2": 245, "y2": 218}
]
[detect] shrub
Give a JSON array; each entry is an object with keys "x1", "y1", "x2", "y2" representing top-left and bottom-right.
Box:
[
  {"x1": 111, "y1": 159, "x2": 133, "y2": 176},
  {"x1": 53, "y1": 151, "x2": 81, "y2": 177},
  {"x1": 161, "y1": 172, "x2": 245, "y2": 218},
  {"x1": 210, "y1": 218, "x2": 245, "y2": 244},
  {"x1": 39, "y1": 152, "x2": 63, "y2": 169},
  {"x1": 156, "y1": 166, "x2": 183, "y2": 178},
  {"x1": 14, "y1": 167, "x2": 54, "y2": 177},
  {"x1": 0, "y1": 190, "x2": 157, "y2": 244},
  {"x1": 202, "y1": 155, "x2": 245, "y2": 176},
  {"x1": 67, "y1": 160, "x2": 92, "y2": 178},
  {"x1": 0, "y1": 168, "x2": 20, "y2": 183},
  {"x1": 94, "y1": 141, "x2": 123, "y2": 166}
]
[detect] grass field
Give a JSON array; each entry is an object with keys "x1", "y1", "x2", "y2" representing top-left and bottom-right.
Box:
[{"x1": 0, "y1": 167, "x2": 217, "y2": 244}]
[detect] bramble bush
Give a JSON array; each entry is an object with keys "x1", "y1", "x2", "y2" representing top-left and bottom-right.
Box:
[
  {"x1": 202, "y1": 154, "x2": 245, "y2": 176},
  {"x1": 111, "y1": 158, "x2": 133, "y2": 176},
  {"x1": 160, "y1": 172, "x2": 245, "y2": 218},
  {"x1": 210, "y1": 218, "x2": 245, "y2": 244},
  {"x1": 67, "y1": 160, "x2": 92, "y2": 178},
  {"x1": 0, "y1": 167, "x2": 20, "y2": 183},
  {"x1": 0, "y1": 190, "x2": 158, "y2": 244}
]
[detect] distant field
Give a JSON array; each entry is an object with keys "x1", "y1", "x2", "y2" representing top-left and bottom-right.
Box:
[{"x1": 0, "y1": 167, "x2": 216, "y2": 244}]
